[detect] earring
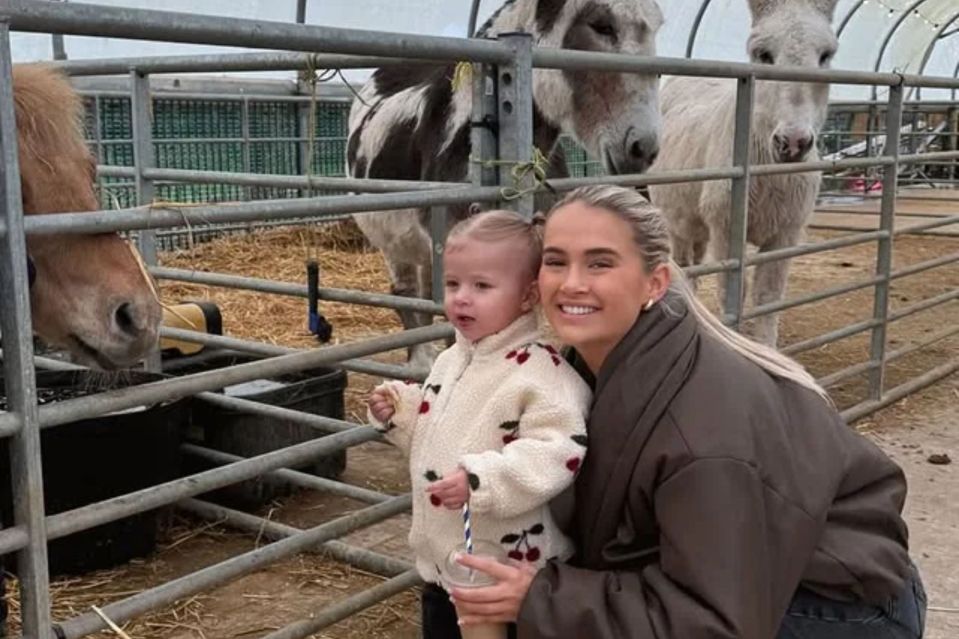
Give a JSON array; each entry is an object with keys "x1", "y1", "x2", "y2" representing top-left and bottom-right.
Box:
[{"x1": 644, "y1": 299, "x2": 654, "y2": 311}]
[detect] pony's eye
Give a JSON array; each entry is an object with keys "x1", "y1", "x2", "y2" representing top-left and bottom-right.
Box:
[
  {"x1": 590, "y1": 21, "x2": 616, "y2": 38},
  {"x1": 754, "y1": 49, "x2": 774, "y2": 65}
]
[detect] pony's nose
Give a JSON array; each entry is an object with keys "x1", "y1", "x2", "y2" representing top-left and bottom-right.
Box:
[
  {"x1": 774, "y1": 131, "x2": 814, "y2": 162},
  {"x1": 112, "y1": 301, "x2": 149, "y2": 338}
]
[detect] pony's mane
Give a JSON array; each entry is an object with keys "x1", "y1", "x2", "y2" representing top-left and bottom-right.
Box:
[{"x1": 13, "y1": 64, "x2": 97, "y2": 215}]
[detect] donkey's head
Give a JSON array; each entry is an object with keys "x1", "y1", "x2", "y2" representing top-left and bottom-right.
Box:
[
  {"x1": 526, "y1": 0, "x2": 663, "y2": 174},
  {"x1": 747, "y1": 0, "x2": 838, "y2": 163}
]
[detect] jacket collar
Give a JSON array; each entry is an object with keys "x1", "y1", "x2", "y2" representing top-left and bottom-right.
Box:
[
  {"x1": 573, "y1": 291, "x2": 700, "y2": 563},
  {"x1": 453, "y1": 311, "x2": 541, "y2": 359}
]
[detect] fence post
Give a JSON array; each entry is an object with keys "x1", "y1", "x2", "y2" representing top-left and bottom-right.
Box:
[
  {"x1": 241, "y1": 96, "x2": 252, "y2": 201},
  {"x1": 723, "y1": 74, "x2": 755, "y2": 327},
  {"x1": 865, "y1": 102, "x2": 877, "y2": 185},
  {"x1": 131, "y1": 69, "x2": 162, "y2": 372},
  {"x1": 92, "y1": 93, "x2": 104, "y2": 202},
  {"x1": 297, "y1": 96, "x2": 313, "y2": 199},
  {"x1": 867, "y1": 82, "x2": 904, "y2": 401},
  {"x1": 495, "y1": 32, "x2": 534, "y2": 219},
  {"x1": 947, "y1": 106, "x2": 958, "y2": 184},
  {"x1": 0, "y1": 22, "x2": 55, "y2": 639},
  {"x1": 470, "y1": 62, "x2": 497, "y2": 189}
]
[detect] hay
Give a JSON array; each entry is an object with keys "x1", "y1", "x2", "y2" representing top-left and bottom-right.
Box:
[
  {"x1": 4, "y1": 534, "x2": 210, "y2": 639},
  {"x1": 158, "y1": 222, "x2": 402, "y2": 348},
  {"x1": 156, "y1": 222, "x2": 412, "y2": 420}
]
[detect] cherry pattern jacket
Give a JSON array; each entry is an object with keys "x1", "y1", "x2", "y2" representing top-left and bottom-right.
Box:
[{"x1": 368, "y1": 312, "x2": 592, "y2": 586}]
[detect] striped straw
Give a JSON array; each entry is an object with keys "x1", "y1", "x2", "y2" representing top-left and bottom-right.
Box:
[{"x1": 462, "y1": 501, "x2": 473, "y2": 555}]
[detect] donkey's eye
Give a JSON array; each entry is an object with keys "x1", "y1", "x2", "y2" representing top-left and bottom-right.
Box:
[
  {"x1": 819, "y1": 51, "x2": 833, "y2": 67},
  {"x1": 754, "y1": 49, "x2": 774, "y2": 65},
  {"x1": 590, "y1": 21, "x2": 616, "y2": 38}
]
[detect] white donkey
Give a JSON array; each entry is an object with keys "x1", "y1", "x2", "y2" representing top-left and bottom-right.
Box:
[
  {"x1": 649, "y1": 0, "x2": 838, "y2": 346},
  {"x1": 348, "y1": 0, "x2": 663, "y2": 370}
]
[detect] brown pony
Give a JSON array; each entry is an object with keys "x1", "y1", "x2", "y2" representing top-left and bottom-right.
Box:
[{"x1": 12, "y1": 64, "x2": 160, "y2": 369}]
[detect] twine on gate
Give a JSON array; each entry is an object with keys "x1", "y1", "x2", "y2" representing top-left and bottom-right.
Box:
[{"x1": 472, "y1": 146, "x2": 553, "y2": 201}]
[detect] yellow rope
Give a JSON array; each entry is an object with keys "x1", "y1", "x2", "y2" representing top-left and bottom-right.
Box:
[{"x1": 473, "y1": 147, "x2": 552, "y2": 201}]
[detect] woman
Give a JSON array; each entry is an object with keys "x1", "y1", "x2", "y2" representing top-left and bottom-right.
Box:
[{"x1": 451, "y1": 185, "x2": 926, "y2": 638}]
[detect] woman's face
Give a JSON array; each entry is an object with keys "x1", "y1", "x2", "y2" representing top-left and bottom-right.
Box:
[{"x1": 539, "y1": 201, "x2": 667, "y2": 369}]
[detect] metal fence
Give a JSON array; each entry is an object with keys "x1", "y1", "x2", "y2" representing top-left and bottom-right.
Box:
[
  {"x1": 820, "y1": 100, "x2": 959, "y2": 193},
  {"x1": 0, "y1": 2, "x2": 957, "y2": 638},
  {"x1": 78, "y1": 83, "x2": 602, "y2": 251}
]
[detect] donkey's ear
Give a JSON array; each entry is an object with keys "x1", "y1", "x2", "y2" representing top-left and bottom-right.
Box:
[
  {"x1": 535, "y1": 0, "x2": 566, "y2": 34},
  {"x1": 748, "y1": 0, "x2": 838, "y2": 19},
  {"x1": 808, "y1": 0, "x2": 840, "y2": 19}
]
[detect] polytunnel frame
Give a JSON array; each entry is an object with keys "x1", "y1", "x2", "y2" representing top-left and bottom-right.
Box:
[
  {"x1": 687, "y1": 0, "x2": 959, "y2": 92},
  {"x1": 0, "y1": 1, "x2": 956, "y2": 638}
]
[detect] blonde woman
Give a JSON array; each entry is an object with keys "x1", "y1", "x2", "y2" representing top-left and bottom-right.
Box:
[{"x1": 452, "y1": 186, "x2": 925, "y2": 639}]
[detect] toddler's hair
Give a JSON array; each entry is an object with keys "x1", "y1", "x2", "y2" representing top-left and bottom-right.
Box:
[{"x1": 446, "y1": 209, "x2": 543, "y2": 279}]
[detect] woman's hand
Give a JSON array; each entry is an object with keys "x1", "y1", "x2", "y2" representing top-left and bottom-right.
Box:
[
  {"x1": 451, "y1": 553, "x2": 539, "y2": 625},
  {"x1": 367, "y1": 387, "x2": 395, "y2": 424},
  {"x1": 426, "y1": 467, "x2": 470, "y2": 509}
]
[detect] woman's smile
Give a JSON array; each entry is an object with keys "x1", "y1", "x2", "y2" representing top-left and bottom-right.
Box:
[{"x1": 558, "y1": 304, "x2": 599, "y2": 316}]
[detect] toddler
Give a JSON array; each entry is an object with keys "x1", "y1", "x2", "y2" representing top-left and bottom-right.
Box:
[{"x1": 367, "y1": 210, "x2": 592, "y2": 639}]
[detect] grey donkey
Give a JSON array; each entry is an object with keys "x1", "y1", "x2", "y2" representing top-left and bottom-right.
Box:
[{"x1": 649, "y1": 0, "x2": 839, "y2": 347}]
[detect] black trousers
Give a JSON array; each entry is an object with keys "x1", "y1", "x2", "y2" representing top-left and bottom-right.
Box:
[{"x1": 422, "y1": 583, "x2": 517, "y2": 639}]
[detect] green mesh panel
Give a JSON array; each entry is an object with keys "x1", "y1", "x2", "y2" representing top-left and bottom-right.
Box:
[
  {"x1": 86, "y1": 93, "x2": 602, "y2": 248},
  {"x1": 559, "y1": 136, "x2": 604, "y2": 178}
]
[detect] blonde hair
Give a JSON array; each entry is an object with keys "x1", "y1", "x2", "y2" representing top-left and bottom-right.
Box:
[
  {"x1": 548, "y1": 185, "x2": 830, "y2": 402},
  {"x1": 446, "y1": 209, "x2": 543, "y2": 279}
]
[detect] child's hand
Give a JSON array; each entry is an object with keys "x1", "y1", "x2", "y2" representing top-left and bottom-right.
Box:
[
  {"x1": 427, "y1": 468, "x2": 470, "y2": 509},
  {"x1": 368, "y1": 387, "x2": 396, "y2": 424}
]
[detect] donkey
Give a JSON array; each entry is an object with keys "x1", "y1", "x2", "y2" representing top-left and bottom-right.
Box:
[
  {"x1": 13, "y1": 64, "x2": 161, "y2": 369},
  {"x1": 649, "y1": 0, "x2": 838, "y2": 347},
  {"x1": 347, "y1": 0, "x2": 663, "y2": 370}
]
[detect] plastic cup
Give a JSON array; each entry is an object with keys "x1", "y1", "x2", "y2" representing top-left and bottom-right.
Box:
[{"x1": 445, "y1": 540, "x2": 509, "y2": 639}]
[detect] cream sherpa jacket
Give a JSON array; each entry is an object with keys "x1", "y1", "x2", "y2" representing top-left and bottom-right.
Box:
[{"x1": 369, "y1": 312, "x2": 592, "y2": 586}]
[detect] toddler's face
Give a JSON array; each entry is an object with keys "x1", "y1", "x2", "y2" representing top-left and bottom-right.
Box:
[{"x1": 443, "y1": 238, "x2": 537, "y2": 342}]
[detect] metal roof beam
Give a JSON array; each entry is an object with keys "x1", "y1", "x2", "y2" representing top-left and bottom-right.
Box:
[
  {"x1": 871, "y1": 0, "x2": 935, "y2": 101},
  {"x1": 685, "y1": 0, "x2": 714, "y2": 58},
  {"x1": 914, "y1": 9, "x2": 959, "y2": 99}
]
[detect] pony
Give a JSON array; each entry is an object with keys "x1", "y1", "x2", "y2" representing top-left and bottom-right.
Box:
[
  {"x1": 347, "y1": 0, "x2": 664, "y2": 369},
  {"x1": 649, "y1": 0, "x2": 838, "y2": 346},
  {"x1": 12, "y1": 64, "x2": 161, "y2": 369}
]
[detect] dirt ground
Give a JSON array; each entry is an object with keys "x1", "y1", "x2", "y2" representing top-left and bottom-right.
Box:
[
  {"x1": 3, "y1": 191, "x2": 958, "y2": 638},
  {"x1": 863, "y1": 379, "x2": 959, "y2": 639}
]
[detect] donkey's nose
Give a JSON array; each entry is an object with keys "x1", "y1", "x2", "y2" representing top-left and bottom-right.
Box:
[
  {"x1": 622, "y1": 133, "x2": 659, "y2": 174},
  {"x1": 774, "y1": 131, "x2": 814, "y2": 163},
  {"x1": 113, "y1": 301, "x2": 149, "y2": 338},
  {"x1": 630, "y1": 139, "x2": 659, "y2": 166}
]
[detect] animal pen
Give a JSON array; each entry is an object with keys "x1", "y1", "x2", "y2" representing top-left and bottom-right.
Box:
[{"x1": 0, "y1": 1, "x2": 957, "y2": 638}]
